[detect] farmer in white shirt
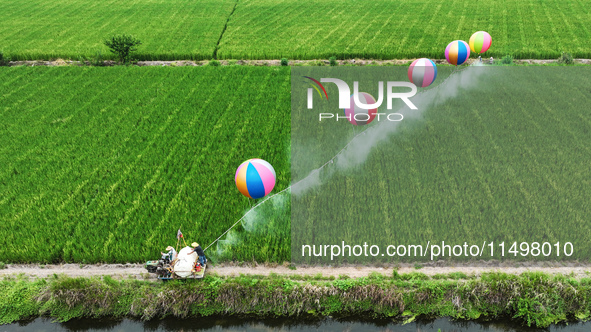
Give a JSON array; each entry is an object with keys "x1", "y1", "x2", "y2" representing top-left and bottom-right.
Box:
[{"x1": 161, "y1": 246, "x2": 177, "y2": 262}]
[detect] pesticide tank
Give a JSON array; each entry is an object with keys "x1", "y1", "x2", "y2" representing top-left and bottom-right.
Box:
[{"x1": 173, "y1": 246, "x2": 197, "y2": 278}]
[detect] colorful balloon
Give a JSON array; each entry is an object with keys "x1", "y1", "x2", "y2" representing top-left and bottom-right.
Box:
[
  {"x1": 408, "y1": 58, "x2": 438, "y2": 87},
  {"x1": 469, "y1": 31, "x2": 492, "y2": 54},
  {"x1": 445, "y1": 40, "x2": 470, "y2": 65},
  {"x1": 343, "y1": 92, "x2": 377, "y2": 126},
  {"x1": 235, "y1": 159, "x2": 276, "y2": 199}
]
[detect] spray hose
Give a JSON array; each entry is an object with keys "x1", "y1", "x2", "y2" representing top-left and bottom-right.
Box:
[
  {"x1": 203, "y1": 186, "x2": 291, "y2": 251},
  {"x1": 203, "y1": 64, "x2": 473, "y2": 252}
]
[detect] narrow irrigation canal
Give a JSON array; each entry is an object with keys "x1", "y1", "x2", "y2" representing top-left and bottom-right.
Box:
[{"x1": 3, "y1": 317, "x2": 591, "y2": 332}]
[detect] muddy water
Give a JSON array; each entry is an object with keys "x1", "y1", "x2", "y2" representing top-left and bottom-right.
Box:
[{"x1": 2, "y1": 317, "x2": 591, "y2": 332}]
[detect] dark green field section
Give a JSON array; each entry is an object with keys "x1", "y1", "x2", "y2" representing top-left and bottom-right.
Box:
[
  {"x1": 0, "y1": 0, "x2": 235, "y2": 60},
  {"x1": 0, "y1": 66, "x2": 291, "y2": 263},
  {"x1": 1, "y1": 0, "x2": 590, "y2": 60},
  {"x1": 291, "y1": 67, "x2": 591, "y2": 263}
]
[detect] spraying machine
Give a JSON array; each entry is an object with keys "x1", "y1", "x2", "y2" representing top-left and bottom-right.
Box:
[{"x1": 145, "y1": 246, "x2": 206, "y2": 280}]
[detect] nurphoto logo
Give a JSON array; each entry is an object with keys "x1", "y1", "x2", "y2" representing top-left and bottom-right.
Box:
[{"x1": 304, "y1": 76, "x2": 418, "y2": 125}]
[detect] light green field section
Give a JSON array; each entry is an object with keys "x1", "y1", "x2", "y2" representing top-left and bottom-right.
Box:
[
  {"x1": 218, "y1": 0, "x2": 591, "y2": 59},
  {"x1": 0, "y1": 0, "x2": 235, "y2": 60}
]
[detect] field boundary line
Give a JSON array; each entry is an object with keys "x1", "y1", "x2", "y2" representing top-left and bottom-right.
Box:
[{"x1": 213, "y1": 0, "x2": 240, "y2": 60}]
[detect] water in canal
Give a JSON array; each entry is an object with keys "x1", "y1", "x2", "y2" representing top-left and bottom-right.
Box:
[{"x1": 2, "y1": 317, "x2": 590, "y2": 332}]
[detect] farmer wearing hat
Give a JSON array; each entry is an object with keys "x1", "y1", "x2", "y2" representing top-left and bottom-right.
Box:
[
  {"x1": 161, "y1": 246, "x2": 177, "y2": 263},
  {"x1": 187, "y1": 242, "x2": 207, "y2": 266}
]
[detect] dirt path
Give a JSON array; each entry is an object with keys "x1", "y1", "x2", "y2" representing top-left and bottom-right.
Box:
[
  {"x1": 5, "y1": 58, "x2": 591, "y2": 67},
  {"x1": 2, "y1": 263, "x2": 590, "y2": 280}
]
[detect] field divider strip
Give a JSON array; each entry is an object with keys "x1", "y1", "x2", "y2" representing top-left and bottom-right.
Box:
[{"x1": 213, "y1": 0, "x2": 239, "y2": 59}]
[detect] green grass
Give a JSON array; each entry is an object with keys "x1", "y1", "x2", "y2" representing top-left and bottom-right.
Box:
[
  {"x1": 0, "y1": 0, "x2": 235, "y2": 60},
  {"x1": 0, "y1": 66, "x2": 291, "y2": 263},
  {"x1": 3, "y1": 272, "x2": 591, "y2": 328},
  {"x1": 218, "y1": 0, "x2": 591, "y2": 59}
]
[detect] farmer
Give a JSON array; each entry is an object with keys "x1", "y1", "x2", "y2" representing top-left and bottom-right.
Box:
[
  {"x1": 187, "y1": 242, "x2": 207, "y2": 266},
  {"x1": 161, "y1": 246, "x2": 177, "y2": 262}
]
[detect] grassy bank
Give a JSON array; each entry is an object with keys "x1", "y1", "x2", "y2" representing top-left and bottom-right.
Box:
[{"x1": 1, "y1": 272, "x2": 591, "y2": 328}]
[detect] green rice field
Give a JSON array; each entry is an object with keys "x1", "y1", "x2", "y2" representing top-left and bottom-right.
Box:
[
  {"x1": 0, "y1": 0, "x2": 235, "y2": 60},
  {"x1": 1, "y1": 66, "x2": 590, "y2": 263},
  {"x1": 291, "y1": 66, "x2": 591, "y2": 263},
  {"x1": 219, "y1": 0, "x2": 591, "y2": 59},
  {"x1": 1, "y1": 0, "x2": 590, "y2": 60},
  {"x1": 0, "y1": 66, "x2": 291, "y2": 263}
]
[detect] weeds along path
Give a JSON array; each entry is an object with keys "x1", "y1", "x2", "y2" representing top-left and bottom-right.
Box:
[{"x1": 1, "y1": 264, "x2": 591, "y2": 280}]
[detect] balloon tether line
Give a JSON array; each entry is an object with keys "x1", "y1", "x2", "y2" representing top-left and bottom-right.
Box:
[
  {"x1": 204, "y1": 64, "x2": 474, "y2": 253},
  {"x1": 204, "y1": 186, "x2": 291, "y2": 252}
]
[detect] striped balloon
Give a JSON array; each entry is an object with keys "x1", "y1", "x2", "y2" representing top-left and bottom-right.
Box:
[
  {"x1": 445, "y1": 40, "x2": 470, "y2": 66},
  {"x1": 235, "y1": 159, "x2": 276, "y2": 199},
  {"x1": 344, "y1": 93, "x2": 378, "y2": 126},
  {"x1": 469, "y1": 31, "x2": 492, "y2": 54},
  {"x1": 408, "y1": 58, "x2": 437, "y2": 87}
]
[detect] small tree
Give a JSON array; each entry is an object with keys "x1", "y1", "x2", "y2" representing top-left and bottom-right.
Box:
[
  {"x1": 280, "y1": 58, "x2": 288, "y2": 66},
  {"x1": 104, "y1": 35, "x2": 142, "y2": 64},
  {"x1": 329, "y1": 56, "x2": 337, "y2": 66}
]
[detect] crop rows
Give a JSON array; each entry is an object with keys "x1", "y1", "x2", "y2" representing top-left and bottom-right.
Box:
[
  {"x1": 291, "y1": 67, "x2": 591, "y2": 263},
  {"x1": 1, "y1": 0, "x2": 590, "y2": 61},
  {"x1": 0, "y1": 0, "x2": 235, "y2": 60},
  {"x1": 2, "y1": 66, "x2": 590, "y2": 264},
  {"x1": 0, "y1": 66, "x2": 291, "y2": 263},
  {"x1": 218, "y1": 0, "x2": 591, "y2": 59}
]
